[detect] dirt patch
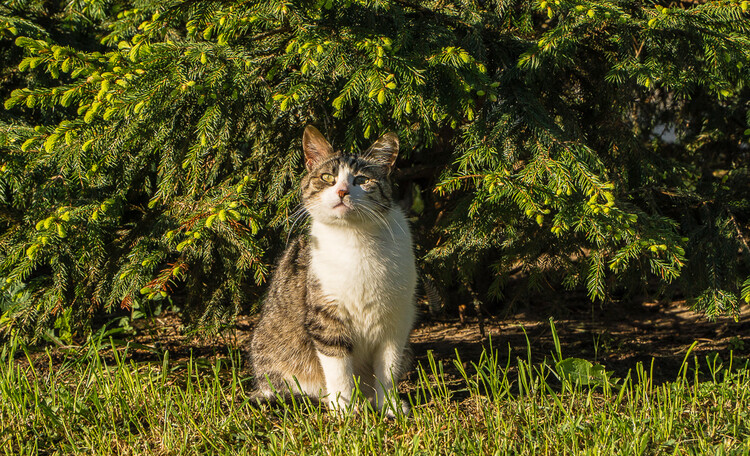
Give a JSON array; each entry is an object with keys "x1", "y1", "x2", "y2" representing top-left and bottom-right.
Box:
[
  {"x1": 22, "y1": 298, "x2": 750, "y2": 387},
  {"x1": 409, "y1": 299, "x2": 750, "y2": 384},
  {"x1": 106, "y1": 298, "x2": 750, "y2": 384}
]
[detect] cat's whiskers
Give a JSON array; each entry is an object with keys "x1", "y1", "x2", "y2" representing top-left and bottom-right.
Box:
[
  {"x1": 285, "y1": 203, "x2": 314, "y2": 245},
  {"x1": 369, "y1": 200, "x2": 407, "y2": 236},
  {"x1": 355, "y1": 203, "x2": 396, "y2": 242},
  {"x1": 287, "y1": 203, "x2": 307, "y2": 224}
]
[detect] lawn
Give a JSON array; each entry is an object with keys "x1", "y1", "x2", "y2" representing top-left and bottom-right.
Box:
[{"x1": 2, "y1": 319, "x2": 749, "y2": 455}]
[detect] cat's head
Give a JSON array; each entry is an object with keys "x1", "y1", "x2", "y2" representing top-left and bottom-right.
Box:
[{"x1": 300, "y1": 125, "x2": 399, "y2": 226}]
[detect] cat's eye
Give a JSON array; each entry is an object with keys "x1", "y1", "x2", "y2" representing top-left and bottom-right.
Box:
[
  {"x1": 353, "y1": 176, "x2": 371, "y2": 186},
  {"x1": 320, "y1": 173, "x2": 335, "y2": 184}
]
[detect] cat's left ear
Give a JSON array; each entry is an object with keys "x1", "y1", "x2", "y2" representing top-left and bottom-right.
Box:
[
  {"x1": 303, "y1": 125, "x2": 335, "y2": 170},
  {"x1": 365, "y1": 132, "x2": 399, "y2": 169}
]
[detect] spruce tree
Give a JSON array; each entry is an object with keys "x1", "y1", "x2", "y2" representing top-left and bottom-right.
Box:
[{"x1": 1, "y1": 0, "x2": 749, "y2": 342}]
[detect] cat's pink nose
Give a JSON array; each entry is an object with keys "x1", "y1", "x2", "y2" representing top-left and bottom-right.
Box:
[{"x1": 337, "y1": 189, "x2": 348, "y2": 198}]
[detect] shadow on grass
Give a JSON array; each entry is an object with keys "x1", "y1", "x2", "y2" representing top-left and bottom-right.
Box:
[
  {"x1": 407, "y1": 299, "x2": 750, "y2": 390},
  {"x1": 13, "y1": 298, "x2": 750, "y2": 406}
]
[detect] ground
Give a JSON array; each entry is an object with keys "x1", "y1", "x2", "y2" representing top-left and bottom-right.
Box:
[
  {"x1": 10, "y1": 297, "x2": 750, "y2": 454},
  {"x1": 114, "y1": 297, "x2": 750, "y2": 388}
]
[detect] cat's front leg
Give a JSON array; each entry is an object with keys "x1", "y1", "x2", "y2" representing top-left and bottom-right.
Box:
[
  {"x1": 316, "y1": 351, "x2": 354, "y2": 411},
  {"x1": 305, "y1": 303, "x2": 356, "y2": 413},
  {"x1": 374, "y1": 340, "x2": 410, "y2": 417}
]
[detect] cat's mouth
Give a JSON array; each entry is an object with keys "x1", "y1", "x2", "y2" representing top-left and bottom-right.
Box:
[{"x1": 332, "y1": 201, "x2": 353, "y2": 215}]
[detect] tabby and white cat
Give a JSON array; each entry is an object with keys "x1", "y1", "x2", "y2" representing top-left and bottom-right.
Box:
[{"x1": 250, "y1": 126, "x2": 417, "y2": 416}]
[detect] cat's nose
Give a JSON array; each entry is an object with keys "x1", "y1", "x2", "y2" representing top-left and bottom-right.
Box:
[{"x1": 337, "y1": 189, "x2": 349, "y2": 199}]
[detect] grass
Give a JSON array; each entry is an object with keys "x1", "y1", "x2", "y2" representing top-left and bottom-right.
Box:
[{"x1": 1, "y1": 322, "x2": 750, "y2": 455}]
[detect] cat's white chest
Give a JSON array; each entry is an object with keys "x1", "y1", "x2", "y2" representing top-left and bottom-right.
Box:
[{"x1": 309, "y1": 209, "x2": 416, "y2": 333}]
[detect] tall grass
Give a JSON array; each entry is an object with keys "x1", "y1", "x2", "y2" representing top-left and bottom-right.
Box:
[{"x1": 1, "y1": 323, "x2": 749, "y2": 455}]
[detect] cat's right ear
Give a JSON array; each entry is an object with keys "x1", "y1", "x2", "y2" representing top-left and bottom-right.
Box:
[{"x1": 303, "y1": 126, "x2": 334, "y2": 170}]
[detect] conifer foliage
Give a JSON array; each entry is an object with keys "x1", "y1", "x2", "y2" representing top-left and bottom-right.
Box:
[{"x1": 1, "y1": 0, "x2": 749, "y2": 341}]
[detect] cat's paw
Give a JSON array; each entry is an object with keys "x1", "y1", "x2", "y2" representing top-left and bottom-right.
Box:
[
  {"x1": 382, "y1": 398, "x2": 410, "y2": 419},
  {"x1": 325, "y1": 394, "x2": 358, "y2": 416}
]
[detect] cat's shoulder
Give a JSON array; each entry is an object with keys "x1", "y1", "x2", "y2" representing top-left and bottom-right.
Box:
[
  {"x1": 265, "y1": 234, "x2": 312, "y2": 299},
  {"x1": 277, "y1": 234, "x2": 311, "y2": 271}
]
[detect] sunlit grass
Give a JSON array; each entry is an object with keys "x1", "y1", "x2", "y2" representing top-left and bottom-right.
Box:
[{"x1": 2, "y1": 323, "x2": 749, "y2": 455}]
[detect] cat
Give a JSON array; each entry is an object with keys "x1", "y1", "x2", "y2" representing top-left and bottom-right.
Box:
[{"x1": 250, "y1": 125, "x2": 417, "y2": 417}]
